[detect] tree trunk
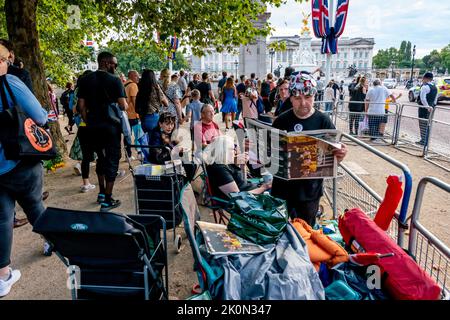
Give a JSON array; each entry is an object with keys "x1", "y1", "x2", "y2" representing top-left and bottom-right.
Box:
[{"x1": 5, "y1": 0, "x2": 67, "y2": 154}]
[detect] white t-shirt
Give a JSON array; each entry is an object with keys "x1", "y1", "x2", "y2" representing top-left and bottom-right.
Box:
[{"x1": 366, "y1": 85, "x2": 391, "y2": 114}]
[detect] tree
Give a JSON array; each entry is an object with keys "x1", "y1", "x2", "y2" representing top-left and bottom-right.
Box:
[{"x1": 104, "y1": 40, "x2": 190, "y2": 75}]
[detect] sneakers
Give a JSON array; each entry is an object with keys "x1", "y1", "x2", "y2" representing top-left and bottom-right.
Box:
[
  {"x1": 415, "y1": 140, "x2": 426, "y2": 146},
  {"x1": 80, "y1": 184, "x2": 96, "y2": 193},
  {"x1": 73, "y1": 163, "x2": 82, "y2": 176},
  {"x1": 100, "y1": 198, "x2": 121, "y2": 212},
  {"x1": 0, "y1": 268, "x2": 21, "y2": 297},
  {"x1": 97, "y1": 193, "x2": 105, "y2": 204},
  {"x1": 43, "y1": 241, "x2": 53, "y2": 257},
  {"x1": 371, "y1": 138, "x2": 384, "y2": 144}
]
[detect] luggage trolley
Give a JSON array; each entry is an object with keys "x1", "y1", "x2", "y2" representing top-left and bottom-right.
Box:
[{"x1": 127, "y1": 145, "x2": 184, "y2": 253}]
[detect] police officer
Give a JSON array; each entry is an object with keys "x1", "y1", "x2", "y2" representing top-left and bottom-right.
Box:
[{"x1": 416, "y1": 72, "x2": 437, "y2": 146}]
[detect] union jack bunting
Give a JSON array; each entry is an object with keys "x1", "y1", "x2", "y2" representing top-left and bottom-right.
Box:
[
  {"x1": 312, "y1": 0, "x2": 350, "y2": 54},
  {"x1": 168, "y1": 35, "x2": 180, "y2": 60},
  {"x1": 311, "y1": 0, "x2": 330, "y2": 38},
  {"x1": 334, "y1": 0, "x2": 350, "y2": 38}
]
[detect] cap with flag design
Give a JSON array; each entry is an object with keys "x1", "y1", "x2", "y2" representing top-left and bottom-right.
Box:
[{"x1": 289, "y1": 72, "x2": 318, "y2": 97}]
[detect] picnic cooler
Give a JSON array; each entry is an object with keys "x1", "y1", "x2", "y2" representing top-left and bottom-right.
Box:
[
  {"x1": 338, "y1": 208, "x2": 442, "y2": 300},
  {"x1": 134, "y1": 164, "x2": 184, "y2": 229}
]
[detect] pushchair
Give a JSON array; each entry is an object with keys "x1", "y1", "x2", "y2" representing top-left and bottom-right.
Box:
[
  {"x1": 33, "y1": 207, "x2": 169, "y2": 300},
  {"x1": 126, "y1": 144, "x2": 185, "y2": 253}
]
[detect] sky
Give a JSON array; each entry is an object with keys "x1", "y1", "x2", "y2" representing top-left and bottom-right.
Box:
[{"x1": 268, "y1": 0, "x2": 450, "y2": 58}]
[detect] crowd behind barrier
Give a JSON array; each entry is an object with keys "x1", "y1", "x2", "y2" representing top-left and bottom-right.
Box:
[{"x1": 314, "y1": 99, "x2": 450, "y2": 172}]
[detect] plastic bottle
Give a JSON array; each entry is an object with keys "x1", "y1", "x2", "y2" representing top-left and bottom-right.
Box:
[{"x1": 373, "y1": 175, "x2": 404, "y2": 231}]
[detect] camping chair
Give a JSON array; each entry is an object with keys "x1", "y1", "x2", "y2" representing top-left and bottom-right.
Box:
[
  {"x1": 180, "y1": 183, "x2": 220, "y2": 296},
  {"x1": 197, "y1": 160, "x2": 231, "y2": 225},
  {"x1": 33, "y1": 207, "x2": 169, "y2": 300}
]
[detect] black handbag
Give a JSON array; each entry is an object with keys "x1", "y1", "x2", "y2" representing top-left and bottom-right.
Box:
[{"x1": 0, "y1": 75, "x2": 56, "y2": 160}]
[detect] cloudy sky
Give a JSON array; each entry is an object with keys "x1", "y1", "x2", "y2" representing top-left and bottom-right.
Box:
[{"x1": 268, "y1": 0, "x2": 450, "y2": 58}]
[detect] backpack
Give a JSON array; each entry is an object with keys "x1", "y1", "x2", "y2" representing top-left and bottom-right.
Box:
[
  {"x1": 260, "y1": 81, "x2": 271, "y2": 97},
  {"x1": 268, "y1": 87, "x2": 278, "y2": 108},
  {"x1": 60, "y1": 90, "x2": 69, "y2": 106}
]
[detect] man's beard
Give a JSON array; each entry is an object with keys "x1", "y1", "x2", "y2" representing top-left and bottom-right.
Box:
[{"x1": 108, "y1": 68, "x2": 115, "y2": 74}]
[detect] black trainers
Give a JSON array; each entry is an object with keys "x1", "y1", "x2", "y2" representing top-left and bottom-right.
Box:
[
  {"x1": 100, "y1": 199, "x2": 121, "y2": 212},
  {"x1": 415, "y1": 140, "x2": 426, "y2": 146},
  {"x1": 97, "y1": 193, "x2": 105, "y2": 204}
]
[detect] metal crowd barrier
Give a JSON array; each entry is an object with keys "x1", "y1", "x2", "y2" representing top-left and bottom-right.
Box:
[
  {"x1": 333, "y1": 101, "x2": 400, "y2": 145},
  {"x1": 408, "y1": 177, "x2": 450, "y2": 297},
  {"x1": 393, "y1": 103, "x2": 431, "y2": 157},
  {"x1": 323, "y1": 133, "x2": 413, "y2": 247},
  {"x1": 424, "y1": 106, "x2": 450, "y2": 172}
]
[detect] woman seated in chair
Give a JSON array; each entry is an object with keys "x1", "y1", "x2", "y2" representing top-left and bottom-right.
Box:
[{"x1": 203, "y1": 135, "x2": 271, "y2": 200}]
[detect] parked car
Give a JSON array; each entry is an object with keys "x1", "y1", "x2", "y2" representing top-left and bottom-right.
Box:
[
  {"x1": 435, "y1": 77, "x2": 450, "y2": 103},
  {"x1": 383, "y1": 78, "x2": 397, "y2": 89},
  {"x1": 408, "y1": 77, "x2": 450, "y2": 104}
]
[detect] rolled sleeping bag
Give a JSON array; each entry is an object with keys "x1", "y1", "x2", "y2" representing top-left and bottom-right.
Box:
[{"x1": 338, "y1": 208, "x2": 442, "y2": 300}]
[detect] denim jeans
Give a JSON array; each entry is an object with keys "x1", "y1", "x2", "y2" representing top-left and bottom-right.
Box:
[
  {"x1": 0, "y1": 161, "x2": 45, "y2": 268},
  {"x1": 142, "y1": 113, "x2": 160, "y2": 133}
]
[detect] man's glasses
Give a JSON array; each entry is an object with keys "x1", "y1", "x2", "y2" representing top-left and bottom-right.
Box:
[{"x1": 291, "y1": 86, "x2": 317, "y2": 97}]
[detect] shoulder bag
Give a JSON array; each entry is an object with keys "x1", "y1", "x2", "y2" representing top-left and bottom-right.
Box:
[{"x1": 0, "y1": 75, "x2": 56, "y2": 160}]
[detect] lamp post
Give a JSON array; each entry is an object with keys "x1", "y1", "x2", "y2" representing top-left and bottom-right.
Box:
[
  {"x1": 410, "y1": 45, "x2": 416, "y2": 84},
  {"x1": 391, "y1": 60, "x2": 395, "y2": 79},
  {"x1": 269, "y1": 48, "x2": 275, "y2": 74},
  {"x1": 234, "y1": 60, "x2": 239, "y2": 79}
]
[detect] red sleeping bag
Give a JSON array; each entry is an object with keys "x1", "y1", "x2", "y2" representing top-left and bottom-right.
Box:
[{"x1": 339, "y1": 208, "x2": 442, "y2": 300}]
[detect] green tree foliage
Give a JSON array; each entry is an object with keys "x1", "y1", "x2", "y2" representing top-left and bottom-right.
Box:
[
  {"x1": 2, "y1": 0, "x2": 302, "y2": 86},
  {"x1": 373, "y1": 41, "x2": 450, "y2": 73},
  {"x1": 104, "y1": 40, "x2": 190, "y2": 75}
]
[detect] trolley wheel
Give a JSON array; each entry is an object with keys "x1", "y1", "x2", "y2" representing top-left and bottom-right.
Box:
[{"x1": 175, "y1": 234, "x2": 182, "y2": 253}]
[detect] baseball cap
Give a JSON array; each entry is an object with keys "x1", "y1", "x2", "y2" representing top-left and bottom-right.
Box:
[
  {"x1": 423, "y1": 72, "x2": 433, "y2": 80},
  {"x1": 289, "y1": 72, "x2": 318, "y2": 97}
]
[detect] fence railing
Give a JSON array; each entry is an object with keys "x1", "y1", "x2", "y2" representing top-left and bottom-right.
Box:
[
  {"x1": 393, "y1": 103, "x2": 432, "y2": 157},
  {"x1": 324, "y1": 132, "x2": 412, "y2": 247},
  {"x1": 408, "y1": 177, "x2": 450, "y2": 297},
  {"x1": 320, "y1": 100, "x2": 399, "y2": 145},
  {"x1": 424, "y1": 106, "x2": 450, "y2": 172}
]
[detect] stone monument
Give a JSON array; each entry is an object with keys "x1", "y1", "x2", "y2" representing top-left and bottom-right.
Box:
[{"x1": 291, "y1": 12, "x2": 319, "y2": 74}]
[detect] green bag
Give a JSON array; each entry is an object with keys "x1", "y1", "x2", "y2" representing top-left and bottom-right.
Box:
[{"x1": 227, "y1": 192, "x2": 288, "y2": 245}]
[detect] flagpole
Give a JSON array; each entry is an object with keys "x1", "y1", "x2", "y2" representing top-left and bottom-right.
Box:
[
  {"x1": 325, "y1": 0, "x2": 335, "y2": 85},
  {"x1": 169, "y1": 59, "x2": 173, "y2": 73}
]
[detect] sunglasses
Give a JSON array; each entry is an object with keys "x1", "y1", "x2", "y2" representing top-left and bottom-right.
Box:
[{"x1": 291, "y1": 86, "x2": 317, "y2": 97}]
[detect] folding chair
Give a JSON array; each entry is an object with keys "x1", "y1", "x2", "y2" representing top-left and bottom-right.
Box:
[
  {"x1": 33, "y1": 207, "x2": 169, "y2": 300},
  {"x1": 180, "y1": 183, "x2": 219, "y2": 296}
]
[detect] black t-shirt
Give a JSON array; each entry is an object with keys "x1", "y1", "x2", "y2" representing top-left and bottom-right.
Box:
[
  {"x1": 206, "y1": 164, "x2": 252, "y2": 200},
  {"x1": 271, "y1": 109, "x2": 335, "y2": 202},
  {"x1": 236, "y1": 83, "x2": 246, "y2": 94},
  {"x1": 188, "y1": 80, "x2": 199, "y2": 91},
  {"x1": 77, "y1": 70, "x2": 126, "y2": 125},
  {"x1": 196, "y1": 81, "x2": 212, "y2": 103}
]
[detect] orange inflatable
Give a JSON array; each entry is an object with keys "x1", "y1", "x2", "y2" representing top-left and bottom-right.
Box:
[{"x1": 292, "y1": 219, "x2": 348, "y2": 271}]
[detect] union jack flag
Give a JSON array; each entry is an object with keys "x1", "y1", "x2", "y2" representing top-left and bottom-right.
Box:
[
  {"x1": 311, "y1": 0, "x2": 330, "y2": 38},
  {"x1": 334, "y1": 0, "x2": 350, "y2": 38},
  {"x1": 312, "y1": 0, "x2": 350, "y2": 54},
  {"x1": 168, "y1": 35, "x2": 180, "y2": 60}
]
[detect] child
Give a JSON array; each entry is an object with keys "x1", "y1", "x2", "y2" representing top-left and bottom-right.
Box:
[
  {"x1": 380, "y1": 92, "x2": 402, "y2": 135},
  {"x1": 147, "y1": 112, "x2": 183, "y2": 164}
]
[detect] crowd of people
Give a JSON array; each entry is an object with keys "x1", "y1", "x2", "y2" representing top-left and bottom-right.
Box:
[{"x1": 1, "y1": 38, "x2": 440, "y2": 298}]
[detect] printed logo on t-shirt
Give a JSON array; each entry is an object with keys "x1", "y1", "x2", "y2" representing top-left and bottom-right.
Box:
[{"x1": 294, "y1": 123, "x2": 303, "y2": 132}]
